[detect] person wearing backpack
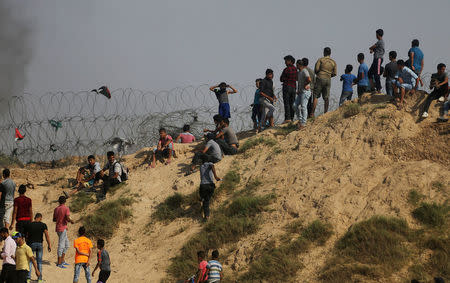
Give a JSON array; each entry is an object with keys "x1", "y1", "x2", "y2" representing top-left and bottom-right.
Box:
[{"x1": 99, "y1": 151, "x2": 122, "y2": 201}]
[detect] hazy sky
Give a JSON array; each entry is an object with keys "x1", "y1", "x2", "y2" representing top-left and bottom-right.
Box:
[{"x1": 22, "y1": 0, "x2": 450, "y2": 93}]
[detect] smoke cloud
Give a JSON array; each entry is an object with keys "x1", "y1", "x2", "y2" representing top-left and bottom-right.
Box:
[{"x1": 0, "y1": 0, "x2": 31, "y2": 111}]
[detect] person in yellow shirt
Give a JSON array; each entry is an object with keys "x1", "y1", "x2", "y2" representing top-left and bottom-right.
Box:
[
  {"x1": 12, "y1": 232, "x2": 40, "y2": 283},
  {"x1": 73, "y1": 226, "x2": 93, "y2": 283}
]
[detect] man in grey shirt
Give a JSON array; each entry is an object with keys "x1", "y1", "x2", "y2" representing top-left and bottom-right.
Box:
[
  {"x1": 188, "y1": 133, "x2": 223, "y2": 175},
  {"x1": 1, "y1": 169, "x2": 16, "y2": 229},
  {"x1": 368, "y1": 29, "x2": 385, "y2": 92},
  {"x1": 215, "y1": 118, "x2": 239, "y2": 155}
]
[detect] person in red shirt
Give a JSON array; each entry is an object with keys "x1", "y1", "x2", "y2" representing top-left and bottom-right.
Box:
[
  {"x1": 53, "y1": 196, "x2": 74, "y2": 268},
  {"x1": 150, "y1": 128, "x2": 174, "y2": 168},
  {"x1": 280, "y1": 55, "x2": 298, "y2": 123},
  {"x1": 10, "y1": 185, "x2": 32, "y2": 234},
  {"x1": 195, "y1": 250, "x2": 208, "y2": 283}
]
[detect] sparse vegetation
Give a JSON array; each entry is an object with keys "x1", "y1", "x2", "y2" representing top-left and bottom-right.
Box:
[
  {"x1": 245, "y1": 178, "x2": 262, "y2": 191},
  {"x1": 408, "y1": 189, "x2": 425, "y2": 206},
  {"x1": 412, "y1": 202, "x2": 449, "y2": 228},
  {"x1": 320, "y1": 216, "x2": 412, "y2": 282},
  {"x1": 166, "y1": 193, "x2": 275, "y2": 280},
  {"x1": 431, "y1": 181, "x2": 445, "y2": 192},
  {"x1": 0, "y1": 154, "x2": 23, "y2": 167},
  {"x1": 216, "y1": 170, "x2": 240, "y2": 194},
  {"x1": 276, "y1": 123, "x2": 297, "y2": 136},
  {"x1": 151, "y1": 191, "x2": 198, "y2": 223},
  {"x1": 326, "y1": 113, "x2": 341, "y2": 127},
  {"x1": 343, "y1": 103, "x2": 361, "y2": 118},
  {"x1": 108, "y1": 182, "x2": 128, "y2": 195},
  {"x1": 239, "y1": 136, "x2": 277, "y2": 153},
  {"x1": 240, "y1": 220, "x2": 332, "y2": 281},
  {"x1": 272, "y1": 146, "x2": 284, "y2": 155},
  {"x1": 83, "y1": 197, "x2": 134, "y2": 238},
  {"x1": 69, "y1": 192, "x2": 95, "y2": 213}
]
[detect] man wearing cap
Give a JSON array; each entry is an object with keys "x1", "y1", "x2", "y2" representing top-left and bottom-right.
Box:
[
  {"x1": 53, "y1": 196, "x2": 74, "y2": 268},
  {"x1": 12, "y1": 232, "x2": 40, "y2": 283},
  {"x1": 0, "y1": 227, "x2": 16, "y2": 283}
]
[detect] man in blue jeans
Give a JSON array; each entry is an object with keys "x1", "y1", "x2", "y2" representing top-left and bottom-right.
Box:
[{"x1": 24, "y1": 213, "x2": 51, "y2": 283}]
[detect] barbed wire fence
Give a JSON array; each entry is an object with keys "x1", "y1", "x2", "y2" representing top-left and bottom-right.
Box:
[{"x1": 0, "y1": 73, "x2": 434, "y2": 165}]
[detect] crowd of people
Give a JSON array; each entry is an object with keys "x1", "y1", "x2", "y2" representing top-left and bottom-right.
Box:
[
  {"x1": 0, "y1": 28, "x2": 448, "y2": 283},
  {"x1": 0, "y1": 167, "x2": 113, "y2": 283}
]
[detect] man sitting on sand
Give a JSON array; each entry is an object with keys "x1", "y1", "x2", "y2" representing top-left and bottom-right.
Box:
[
  {"x1": 393, "y1": 59, "x2": 419, "y2": 110},
  {"x1": 75, "y1": 155, "x2": 101, "y2": 190},
  {"x1": 187, "y1": 133, "x2": 222, "y2": 175},
  {"x1": 176, "y1": 124, "x2": 196, "y2": 144},
  {"x1": 422, "y1": 63, "x2": 448, "y2": 119},
  {"x1": 99, "y1": 151, "x2": 122, "y2": 201},
  {"x1": 215, "y1": 118, "x2": 239, "y2": 155},
  {"x1": 150, "y1": 128, "x2": 174, "y2": 168}
]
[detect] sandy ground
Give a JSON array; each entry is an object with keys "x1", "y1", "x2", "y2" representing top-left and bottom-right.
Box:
[{"x1": 2, "y1": 91, "x2": 449, "y2": 283}]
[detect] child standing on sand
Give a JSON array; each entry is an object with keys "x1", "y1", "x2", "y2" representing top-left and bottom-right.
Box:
[
  {"x1": 205, "y1": 250, "x2": 223, "y2": 283},
  {"x1": 339, "y1": 64, "x2": 357, "y2": 105},
  {"x1": 209, "y1": 83, "x2": 238, "y2": 119},
  {"x1": 92, "y1": 239, "x2": 111, "y2": 283},
  {"x1": 199, "y1": 154, "x2": 220, "y2": 222},
  {"x1": 356, "y1": 53, "x2": 370, "y2": 98}
]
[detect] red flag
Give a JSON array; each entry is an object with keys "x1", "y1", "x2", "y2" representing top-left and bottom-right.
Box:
[{"x1": 15, "y1": 128, "x2": 24, "y2": 141}]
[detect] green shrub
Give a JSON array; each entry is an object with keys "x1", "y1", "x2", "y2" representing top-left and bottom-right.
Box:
[
  {"x1": 167, "y1": 194, "x2": 275, "y2": 280},
  {"x1": 276, "y1": 123, "x2": 297, "y2": 136},
  {"x1": 343, "y1": 103, "x2": 361, "y2": 118},
  {"x1": 69, "y1": 192, "x2": 95, "y2": 213},
  {"x1": 83, "y1": 197, "x2": 133, "y2": 238},
  {"x1": 412, "y1": 202, "x2": 449, "y2": 227},
  {"x1": 217, "y1": 170, "x2": 240, "y2": 194},
  {"x1": 408, "y1": 189, "x2": 425, "y2": 206},
  {"x1": 320, "y1": 216, "x2": 412, "y2": 282},
  {"x1": 240, "y1": 220, "x2": 333, "y2": 282},
  {"x1": 239, "y1": 136, "x2": 277, "y2": 153}
]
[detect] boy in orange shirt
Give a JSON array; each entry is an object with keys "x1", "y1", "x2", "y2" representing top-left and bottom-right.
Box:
[{"x1": 73, "y1": 226, "x2": 93, "y2": 283}]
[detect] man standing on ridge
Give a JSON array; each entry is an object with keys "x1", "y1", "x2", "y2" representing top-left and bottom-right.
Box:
[
  {"x1": 368, "y1": 29, "x2": 385, "y2": 93},
  {"x1": 313, "y1": 47, "x2": 337, "y2": 116},
  {"x1": 1, "y1": 169, "x2": 16, "y2": 229},
  {"x1": 408, "y1": 39, "x2": 424, "y2": 89},
  {"x1": 280, "y1": 55, "x2": 297, "y2": 123}
]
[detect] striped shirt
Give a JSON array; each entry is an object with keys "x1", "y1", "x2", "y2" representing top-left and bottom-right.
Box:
[{"x1": 206, "y1": 260, "x2": 222, "y2": 282}]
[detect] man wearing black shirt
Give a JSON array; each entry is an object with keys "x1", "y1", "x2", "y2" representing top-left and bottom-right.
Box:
[{"x1": 24, "y1": 213, "x2": 51, "y2": 282}]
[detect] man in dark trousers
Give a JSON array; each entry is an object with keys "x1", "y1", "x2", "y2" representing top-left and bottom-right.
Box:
[
  {"x1": 280, "y1": 55, "x2": 297, "y2": 123},
  {"x1": 24, "y1": 213, "x2": 51, "y2": 283}
]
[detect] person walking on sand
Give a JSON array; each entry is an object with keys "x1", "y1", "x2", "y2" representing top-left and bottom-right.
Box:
[
  {"x1": 53, "y1": 196, "x2": 74, "y2": 269},
  {"x1": 209, "y1": 83, "x2": 238, "y2": 119},
  {"x1": 313, "y1": 47, "x2": 337, "y2": 116},
  {"x1": 205, "y1": 250, "x2": 223, "y2": 283},
  {"x1": 0, "y1": 169, "x2": 16, "y2": 229},
  {"x1": 368, "y1": 29, "x2": 385, "y2": 93},
  {"x1": 23, "y1": 213, "x2": 51, "y2": 283},
  {"x1": 280, "y1": 55, "x2": 297, "y2": 123},
  {"x1": 73, "y1": 226, "x2": 93, "y2": 283},
  {"x1": 91, "y1": 239, "x2": 111, "y2": 283},
  {"x1": 10, "y1": 185, "x2": 32, "y2": 234},
  {"x1": 199, "y1": 154, "x2": 220, "y2": 222}
]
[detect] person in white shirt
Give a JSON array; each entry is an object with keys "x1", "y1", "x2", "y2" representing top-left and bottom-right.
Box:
[
  {"x1": 0, "y1": 227, "x2": 16, "y2": 282},
  {"x1": 394, "y1": 59, "x2": 419, "y2": 109}
]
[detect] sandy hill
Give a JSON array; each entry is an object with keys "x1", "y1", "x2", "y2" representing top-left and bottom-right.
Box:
[{"x1": 3, "y1": 91, "x2": 449, "y2": 283}]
